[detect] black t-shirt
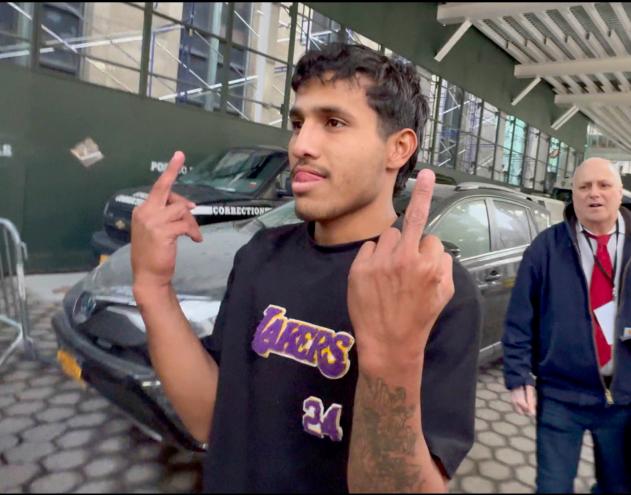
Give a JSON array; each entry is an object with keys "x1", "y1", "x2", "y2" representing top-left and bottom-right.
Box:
[{"x1": 201, "y1": 221, "x2": 482, "y2": 493}]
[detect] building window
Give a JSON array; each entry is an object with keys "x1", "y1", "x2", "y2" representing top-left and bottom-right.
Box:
[
  {"x1": 175, "y1": 3, "x2": 227, "y2": 111},
  {"x1": 0, "y1": 2, "x2": 33, "y2": 67},
  {"x1": 39, "y1": 3, "x2": 84, "y2": 75},
  {"x1": 434, "y1": 79, "x2": 464, "y2": 169}
]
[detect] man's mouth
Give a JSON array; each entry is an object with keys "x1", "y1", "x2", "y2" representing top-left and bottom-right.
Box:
[
  {"x1": 293, "y1": 170, "x2": 324, "y2": 182},
  {"x1": 291, "y1": 166, "x2": 327, "y2": 194},
  {"x1": 588, "y1": 202, "x2": 604, "y2": 208}
]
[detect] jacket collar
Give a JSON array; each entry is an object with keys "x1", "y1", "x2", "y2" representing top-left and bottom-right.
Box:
[{"x1": 563, "y1": 201, "x2": 631, "y2": 251}]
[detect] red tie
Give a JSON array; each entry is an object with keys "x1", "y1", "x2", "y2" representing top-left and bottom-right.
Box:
[{"x1": 586, "y1": 232, "x2": 613, "y2": 368}]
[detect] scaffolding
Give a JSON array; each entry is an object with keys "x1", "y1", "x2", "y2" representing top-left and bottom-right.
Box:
[{"x1": 0, "y1": 217, "x2": 34, "y2": 368}]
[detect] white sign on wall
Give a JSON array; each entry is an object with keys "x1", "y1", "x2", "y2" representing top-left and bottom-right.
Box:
[
  {"x1": 70, "y1": 137, "x2": 104, "y2": 168},
  {"x1": 150, "y1": 161, "x2": 190, "y2": 174},
  {"x1": 0, "y1": 144, "x2": 13, "y2": 157}
]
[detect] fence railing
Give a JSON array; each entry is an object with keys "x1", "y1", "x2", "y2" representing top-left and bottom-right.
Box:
[{"x1": 0, "y1": 217, "x2": 34, "y2": 368}]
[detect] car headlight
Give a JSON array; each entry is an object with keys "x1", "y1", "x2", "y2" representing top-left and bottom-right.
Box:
[
  {"x1": 179, "y1": 299, "x2": 222, "y2": 338},
  {"x1": 105, "y1": 298, "x2": 221, "y2": 339},
  {"x1": 72, "y1": 291, "x2": 97, "y2": 325}
]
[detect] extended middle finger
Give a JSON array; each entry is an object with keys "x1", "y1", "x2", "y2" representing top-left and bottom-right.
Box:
[
  {"x1": 146, "y1": 151, "x2": 186, "y2": 206},
  {"x1": 401, "y1": 168, "x2": 435, "y2": 250}
]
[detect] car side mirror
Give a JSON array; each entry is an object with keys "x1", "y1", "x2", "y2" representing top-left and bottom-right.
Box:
[
  {"x1": 276, "y1": 185, "x2": 292, "y2": 197},
  {"x1": 442, "y1": 240, "x2": 461, "y2": 259},
  {"x1": 276, "y1": 178, "x2": 292, "y2": 197}
]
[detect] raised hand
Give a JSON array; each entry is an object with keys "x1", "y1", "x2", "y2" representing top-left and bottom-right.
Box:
[
  {"x1": 131, "y1": 151, "x2": 202, "y2": 291},
  {"x1": 347, "y1": 169, "x2": 455, "y2": 374}
]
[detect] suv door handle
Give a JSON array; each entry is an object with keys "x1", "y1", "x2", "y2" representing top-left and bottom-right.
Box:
[{"x1": 484, "y1": 270, "x2": 502, "y2": 282}]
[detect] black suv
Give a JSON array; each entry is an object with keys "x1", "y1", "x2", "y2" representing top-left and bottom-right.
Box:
[
  {"x1": 53, "y1": 178, "x2": 551, "y2": 451},
  {"x1": 418, "y1": 181, "x2": 551, "y2": 361},
  {"x1": 91, "y1": 145, "x2": 292, "y2": 259}
]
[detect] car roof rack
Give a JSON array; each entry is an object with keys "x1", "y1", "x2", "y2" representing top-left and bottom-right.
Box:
[
  {"x1": 455, "y1": 181, "x2": 525, "y2": 195},
  {"x1": 455, "y1": 182, "x2": 570, "y2": 210}
]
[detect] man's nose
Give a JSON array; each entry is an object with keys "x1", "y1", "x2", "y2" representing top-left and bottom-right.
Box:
[
  {"x1": 586, "y1": 184, "x2": 599, "y2": 196},
  {"x1": 291, "y1": 121, "x2": 321, "y2": 159}
]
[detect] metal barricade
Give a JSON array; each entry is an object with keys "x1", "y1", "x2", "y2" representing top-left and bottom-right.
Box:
[{"x1": 0, "y1": 217, "x2": 34, "y2": 368}]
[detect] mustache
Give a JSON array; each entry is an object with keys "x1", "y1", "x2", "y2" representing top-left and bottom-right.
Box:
[{"x1": 290, "y1": 159, "x2": 330, "y2": 179}]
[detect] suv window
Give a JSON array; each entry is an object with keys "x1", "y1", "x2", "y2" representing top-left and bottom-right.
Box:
[
  {"x1": 531, "y1": 207, "x2": 551, "y2": 232},
  {"x1": 493, "y1": 200, "x2": 532, "y2": 250},
  {"x1": 431, "y1": 199, "x2": 491, "y2": 258}
]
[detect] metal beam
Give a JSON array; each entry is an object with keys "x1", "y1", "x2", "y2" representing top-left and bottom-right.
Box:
[
  {"x1": 281, "y1": 2, "x2": 297, "y2": 130},
  {"x1": 514, "y1": 14, "x2": 585, "y2": 93},
  {"x1": 472, "y1": 20, "x2": 568, "y2": 96},
  {"x1": 551, "y1": 105, "x2": 578, "y2": 130},
  {"x1": 515, "y1": 55, "x2": 631, "y2": 78},
  {"x1": 555, "y1": 92, "x2": 631, "y2": 105},
  {"x1": 437, "y1": 3, "x2": 585, "y2": 25},
  {"x1": 579, "y1": 106, "x2": 631, "y2": 151},
  {"x1": 220, "y1": 3, "x2": 235, "y2": 114},
  {"x1": 138, "y1": 2, "x2": 152, "y2": 97},
  {"x1": 434, "y1": 20, "x2": 471, "y2": 62},
  {"x1": 535, "y1": 10, "x2": 606, "y2": 93},
  {"x1": 511, "y1": 77, "x2": 541, "y2": 106},
  {"x1": 556, "y1": 8, "x2": 617, "y2": 93},
  {"x1": 495, "y1": 15, "x2": 582, "y2": 93},
  {"x1": 30, "y1": 3, "x2": 42, "y2": 69},
  {"x1": 581, "y1": 3, "x2": 631, "y2": 92}
]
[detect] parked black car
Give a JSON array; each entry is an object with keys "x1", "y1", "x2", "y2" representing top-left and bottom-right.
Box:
[
  {"x1": 53, "y1": 179, "x2": 552, "y2": 451},
  {"x1": 91, "y1": 145, "x2": 292, "y2": 260}
]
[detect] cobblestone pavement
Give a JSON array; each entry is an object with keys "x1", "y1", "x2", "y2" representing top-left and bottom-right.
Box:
[{"x1": 1, "y1": 295, "x2": 596, "y2": 493}]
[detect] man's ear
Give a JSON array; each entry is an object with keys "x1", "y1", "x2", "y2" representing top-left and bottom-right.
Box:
[{"x1": 386, "y1": 128, "x2": 418, "y2": 172}]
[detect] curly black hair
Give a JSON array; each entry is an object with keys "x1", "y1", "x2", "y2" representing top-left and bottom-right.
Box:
[{"x1": 291, "y1": 43, "x2": 429, "y2": 195}]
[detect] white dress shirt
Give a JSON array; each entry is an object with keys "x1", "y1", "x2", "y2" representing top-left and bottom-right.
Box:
[{"x1": 575, "y1": 211, "x2": 625, "y2": 376}]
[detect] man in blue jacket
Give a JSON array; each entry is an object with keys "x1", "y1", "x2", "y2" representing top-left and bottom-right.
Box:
[{"x1": 502, "y1": 157, "x2": 631, "y2": 493}]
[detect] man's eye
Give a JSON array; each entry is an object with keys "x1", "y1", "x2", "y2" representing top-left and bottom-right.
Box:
[
  {"x1": 327, "y1": 118, "x2": 345, "y2": 128},
  {"x1": 291, "y1": 120, "x2": 303, "y2": 131}
]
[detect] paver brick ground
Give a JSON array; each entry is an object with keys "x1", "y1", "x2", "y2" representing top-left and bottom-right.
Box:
[{"x1": 1, "y1": 294, "x2": 597, "y2": 493}]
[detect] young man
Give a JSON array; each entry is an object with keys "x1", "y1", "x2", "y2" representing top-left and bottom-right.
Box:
[
  {"x1": 502, "y1": 158, "x2": 631, "y2": 493},
  {"x1": 131, "y1": 43, "x2": 481, "y2": 492}
]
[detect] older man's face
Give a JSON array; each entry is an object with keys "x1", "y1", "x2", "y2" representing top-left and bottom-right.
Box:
[{"x1": 572, "y1": 160, "x2": 623, "y2": 231}]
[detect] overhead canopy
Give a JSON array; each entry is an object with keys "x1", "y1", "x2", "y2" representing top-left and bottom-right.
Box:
[{"x1": 436, "y1": 2, "x2": 631, "y2": 153}]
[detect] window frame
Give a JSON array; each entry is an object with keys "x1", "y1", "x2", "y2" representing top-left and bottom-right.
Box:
[
  {"x1": 487, "y1": 197, "x2": 535, "y2": 253},
  {"x1": 428, "y1": 196, "x2": 492, "y2": 260}
]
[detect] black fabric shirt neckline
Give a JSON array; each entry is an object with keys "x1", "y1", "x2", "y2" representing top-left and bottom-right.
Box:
[{"x1": 304, "y1": 215, "x2": 404, "y2": 253}]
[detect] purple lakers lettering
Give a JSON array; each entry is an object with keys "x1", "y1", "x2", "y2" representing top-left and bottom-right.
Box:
[
  {"x1": 251, "y1": 305, "x2": 355, "y2": 379},
  {"x1": 302, "y1": 396, "x2": 343, "y2": 442}
]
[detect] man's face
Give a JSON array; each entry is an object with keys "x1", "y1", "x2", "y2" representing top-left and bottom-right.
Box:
[
  {"x1": 572, "y1": 160, "x2": 622, "y2": 230},
  {"x1": 288, "y1": 74, "x2": 391, "y2": 223}
]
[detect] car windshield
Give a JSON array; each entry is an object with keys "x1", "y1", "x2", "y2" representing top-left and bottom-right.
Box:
[{"x1": 177, "y1": 149, "x2": 286, "y2": 195}]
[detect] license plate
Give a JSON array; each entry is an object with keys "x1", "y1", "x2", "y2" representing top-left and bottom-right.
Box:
[
  {"x1": 56, "y1": 349, "x2": 84, "y2": 384},
  {"x1": 98, "y1": 254, "x2": 109, "y2": 265}
]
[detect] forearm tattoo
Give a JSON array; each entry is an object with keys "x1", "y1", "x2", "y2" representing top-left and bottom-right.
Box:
[{"x1": 349, "y1": 374, "x2": 424, "y2": 492}]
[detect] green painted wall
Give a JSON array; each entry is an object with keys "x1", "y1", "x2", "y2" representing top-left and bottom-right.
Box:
[
  {"x1": 0, "y1": 63, "x2": 290, "y2": 273},
  {"x1": 310, "y1": 2, "x2": 589, "y2": 150}
]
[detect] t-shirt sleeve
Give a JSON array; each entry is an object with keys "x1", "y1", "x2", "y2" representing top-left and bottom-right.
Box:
[{"x1": 421, "y1": 259, "x2": 482, "y2": 479}]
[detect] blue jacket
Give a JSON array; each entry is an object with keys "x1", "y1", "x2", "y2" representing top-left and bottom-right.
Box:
[{"x1": 502, "y1": 205, "x2": 631, "y2": 406}]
